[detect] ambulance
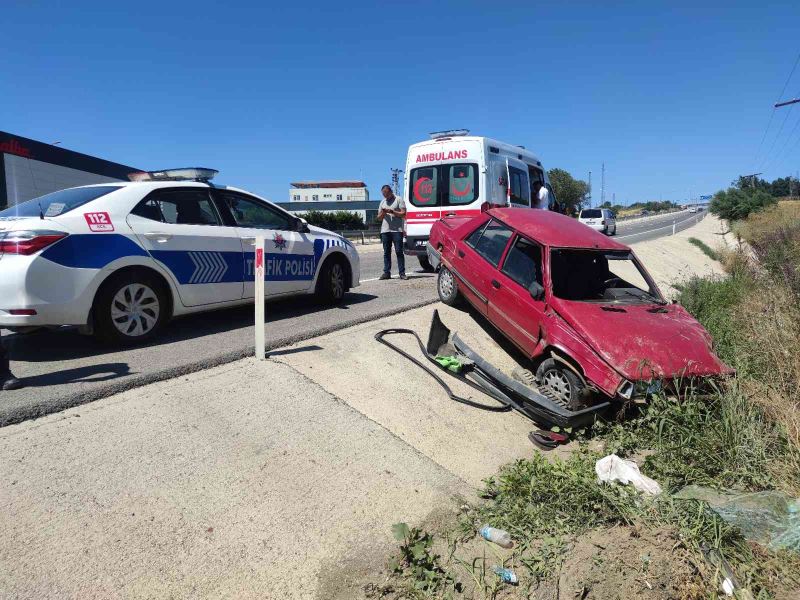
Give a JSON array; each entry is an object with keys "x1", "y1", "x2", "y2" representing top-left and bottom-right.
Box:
[{"x1": 403, "y1": 130, "x2": 556, "y2": 271}]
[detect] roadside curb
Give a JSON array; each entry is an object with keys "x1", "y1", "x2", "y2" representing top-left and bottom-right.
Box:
[{"x1": 0, "y1": 295, "x2": 441, "y2": 428}]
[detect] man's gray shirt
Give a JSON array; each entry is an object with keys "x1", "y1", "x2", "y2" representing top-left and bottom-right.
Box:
[{"x1": 380, "y1": 195, "x2": 406, "y2": 234}]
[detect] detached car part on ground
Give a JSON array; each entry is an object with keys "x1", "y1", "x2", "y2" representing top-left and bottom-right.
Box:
[
  {"x1": 426, "y1": 208, "x2": 733, "y2": 409},
  {"x1": 0, "y1": 169, "x2": 360, "y2": 345}
]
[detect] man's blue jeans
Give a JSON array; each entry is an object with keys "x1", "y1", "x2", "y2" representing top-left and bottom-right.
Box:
[{"x1": 381, "y1": 231, "x2": 405, "y2": 276}]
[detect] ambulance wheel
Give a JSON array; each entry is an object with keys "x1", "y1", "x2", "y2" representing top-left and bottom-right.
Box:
[
  {"x1": 437, "y1": 267, "x2": 460, "y2": 306},
  {"x1": 317, "y1": 257, "x2": 347, "y2": 304},
  {"x1": 93, "y1": 270, "x2": 169, "y2": 345},
  {"x1": 536, "y1": 359, "x2": 586, "y2": 411},
  {"x1": 418, "y1": 255, "x2": 435, "y2": 272}
]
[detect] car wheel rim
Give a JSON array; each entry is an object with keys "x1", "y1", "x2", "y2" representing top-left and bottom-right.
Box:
[
  {"x1": 331, "y1": 264, "x2": 345, "y2": 299},
  {"x1": 543, "y1": 369, "x2": 572, "y2": 404},
  {"x1": 439, "y1": 269, "x2": 454, "y2": 298},
  {"x1": 111, "y1": 283, "x2": 160, "y2": 337}
]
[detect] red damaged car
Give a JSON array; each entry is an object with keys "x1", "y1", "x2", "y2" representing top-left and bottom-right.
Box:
[{"x1": 426, "y1": 208, "x2": 732, "y2": 408}]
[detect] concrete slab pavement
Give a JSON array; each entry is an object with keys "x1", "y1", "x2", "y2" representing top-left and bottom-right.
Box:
[
  {"x1": 271, "y1": 304, "x2": 544, "y2": 488},
  {"x1": 0, "y1": 359, "x2": 469, "y2": 599}
]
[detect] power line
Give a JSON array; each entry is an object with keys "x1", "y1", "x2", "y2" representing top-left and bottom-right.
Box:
[
  {"x1": 762, "y1": 106, "x2": 800, "y2": 173},
  {"x1": 758, "y1": 102, "x2": 795, "y2": 170},
  {"x1": 753, "y1": 49, "x2": 800, "y2": 167}
]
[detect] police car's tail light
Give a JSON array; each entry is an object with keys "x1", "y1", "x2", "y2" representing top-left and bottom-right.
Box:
[
  {"x1": 128, "y1": 168, "x2": 218, "y2": 182},
  {"x1": 0, "y1": 230, "x2": 67, "y2": 255}
]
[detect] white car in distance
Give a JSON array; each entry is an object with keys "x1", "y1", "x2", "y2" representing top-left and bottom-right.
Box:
[{"x1": 578, "y1": 208, "x2": 617, "y2": 235}]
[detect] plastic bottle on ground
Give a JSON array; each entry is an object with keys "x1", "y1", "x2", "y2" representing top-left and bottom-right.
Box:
[
  {"x1": 492, "y1": 565, "x2": 518, "y2": 584},
  {"x1": 480, "y1": 525, "x2": 513, "y2": 548}
]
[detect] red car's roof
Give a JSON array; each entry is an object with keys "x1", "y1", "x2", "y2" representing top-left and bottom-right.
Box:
[{"x1": 489, "y1": 208, "x2": 630, "y2": 250}]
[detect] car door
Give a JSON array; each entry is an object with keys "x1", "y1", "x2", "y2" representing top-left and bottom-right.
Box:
[
  {"x1": 213, "y1": 190, "x2": 315, "y2": 298},
  {"x1": 489, "y1": 235, "x2": 546, "y2": 356},
  {"x1": 127, "y1": 187, "x2": 244, "y2": 307},
  {"x1": 455, "y1": 219, "x2": 514, "y2": 316}
]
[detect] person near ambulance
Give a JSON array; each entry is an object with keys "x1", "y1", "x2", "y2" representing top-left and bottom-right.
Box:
[
  {"x1": 532, "y1": 180, "x2": 550, "y2": 209},
  {"x1": 377, "y1": 184, "x2": 408, "y2": 280}
]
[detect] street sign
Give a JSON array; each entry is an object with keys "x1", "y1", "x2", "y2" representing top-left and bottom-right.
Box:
[{"x1": 699, "y1": 195, "x2": 712, "y2": 201}]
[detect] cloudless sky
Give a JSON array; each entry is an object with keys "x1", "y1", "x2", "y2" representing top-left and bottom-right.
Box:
[{"x1": 3, "y1": 1, "x2": 800, "y2": 205}]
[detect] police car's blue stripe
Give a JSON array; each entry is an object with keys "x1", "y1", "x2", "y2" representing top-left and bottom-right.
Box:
[
  {"x1": 151, "y1": 250, "x2": 243, "y2": 285},
  {"x1": 40, "y1": 234, "x2": 149, "y2": 269},
  {"x1": 39, "y1": 234, "x2": 341, "y2": 285}
]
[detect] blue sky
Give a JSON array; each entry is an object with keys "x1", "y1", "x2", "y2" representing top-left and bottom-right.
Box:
[{"x1": 3, "y1": 1, "x2": 799, "y2": 205}]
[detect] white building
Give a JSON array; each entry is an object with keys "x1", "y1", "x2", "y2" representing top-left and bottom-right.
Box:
[{"x1": 288, "y1": 180, "x2": 369, "y2": 203}]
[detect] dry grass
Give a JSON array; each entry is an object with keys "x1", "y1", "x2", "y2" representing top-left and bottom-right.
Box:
[{"x1": 734, "y1": 282, "x2": 800, "y2": 451}]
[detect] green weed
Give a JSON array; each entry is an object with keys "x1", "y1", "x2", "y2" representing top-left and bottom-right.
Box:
[{"x1": 687, "y1": 236, "x2": 719, "y2": 261}]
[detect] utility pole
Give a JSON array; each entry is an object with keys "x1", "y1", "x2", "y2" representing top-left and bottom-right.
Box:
[
  {"x1": 775, "y1": 97, "x2": 800, "y2": 108},
  {"x1": 740, "y1": 172, "x2": 763, "y2": 188},
  {"x1": 600, "y1": 163, "x2": 605, "y2": 206},
  {"x1": 390, "y1": 168, "x2": 403, "y2": 196},
  {"x1": 588, "y1": 171, "x2": 592, "y2": 207},
  {"x1": 612, "y1": 192, "x2": 616, "y2": 205}
]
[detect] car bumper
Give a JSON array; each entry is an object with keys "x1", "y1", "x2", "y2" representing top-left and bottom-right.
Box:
[
  {"x1": 425, "y1": 243, "x2": 441, "y2": 270},
  {"x1": 582, "y1": 222, "x2": 607, "y2": 231},
  {"x1": 404, "y1": 236, "x2": 428, "y2": 256},
  {"x1": 0, "y1": 255, "x2": 97, "y2": 327}
]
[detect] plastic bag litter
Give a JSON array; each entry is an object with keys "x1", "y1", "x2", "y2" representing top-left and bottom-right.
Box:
[
  {"x1": 675, "y1": 485, "x2": 800, "y2": 552},
  {"x1": 595, "y1": 454, "x2": 663, "y2": 496}
]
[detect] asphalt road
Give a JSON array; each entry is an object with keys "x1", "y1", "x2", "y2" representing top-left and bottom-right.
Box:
[{"x1": 0, "y1": 210, "x2": 704, "y2": 426}]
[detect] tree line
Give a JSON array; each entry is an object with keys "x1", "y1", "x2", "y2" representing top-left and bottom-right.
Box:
[{"x1": 708, "y1": 174, "x2": 799, "y2": 221}]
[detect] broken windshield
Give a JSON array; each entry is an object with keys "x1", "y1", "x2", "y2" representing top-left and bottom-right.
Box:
[{"x1": 550, "y1": 249, "x2": 664, "y2": 304}]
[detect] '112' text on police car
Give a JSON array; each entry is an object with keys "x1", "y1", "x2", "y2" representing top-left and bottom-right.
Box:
[{"x1": 0, "y1": 168, "x2": 360, "y2": 344}]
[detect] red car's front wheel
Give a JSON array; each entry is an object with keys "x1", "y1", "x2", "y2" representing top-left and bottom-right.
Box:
[{"x1": 437, "y1": 267, "x2": 459, "y2": 305}]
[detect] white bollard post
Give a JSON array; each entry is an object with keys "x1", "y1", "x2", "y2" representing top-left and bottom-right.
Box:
[
  {"x1": 672, "y1": 223, "x2": 676, "y2": 235},
  {"x1": 254, "y1": 236, "x2": 266, "y2": 360}
]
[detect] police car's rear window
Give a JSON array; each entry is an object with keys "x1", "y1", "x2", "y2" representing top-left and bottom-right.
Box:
[{"x1": 0, "y1": 186, "x2": 122, "y2": 218}]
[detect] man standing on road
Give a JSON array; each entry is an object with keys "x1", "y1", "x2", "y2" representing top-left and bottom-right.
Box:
[
  {"x1": 377, "y1": 184, "x2": 407, "y2": 280},
  {"x1": 0, "y1": 332, "x2": 23, "y2": 391}
]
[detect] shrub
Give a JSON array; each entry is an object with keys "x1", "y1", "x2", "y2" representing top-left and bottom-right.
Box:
[
  {"x1": 710, "y1": 188, "x2": 777, "y2": 221},
  {"x1": 298, "y1": 210, "x2": 364, "y2": 231}
]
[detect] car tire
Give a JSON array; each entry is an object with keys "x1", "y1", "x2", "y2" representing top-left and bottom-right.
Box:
[
  {"x1": 316, "y1": 256, "x2": 348, "y2": 304},
  {"x1": 437, "y1": 266, "x2": 460, "y2": 305},
  {"x1": 93, "y1": 270, "x2": 169, "y2": 345},
  {"x1": 536, "y1": 358, "x2": 587, "y2": 411},
  {"x1": 418, "y1": 255, "x2": 435, "y2": 272}
]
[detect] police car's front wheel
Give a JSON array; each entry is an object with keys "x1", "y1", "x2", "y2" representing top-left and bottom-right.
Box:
[
  {"x1": 93, "y1": 270, "x2": 169, "y2": 345},
  {"x1": 316, "y1": 258, "x2": 348, "y2": 304}
]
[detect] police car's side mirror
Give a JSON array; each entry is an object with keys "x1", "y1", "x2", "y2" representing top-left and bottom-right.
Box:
[{"x1": 296, "y1": 217, "x2": 310, "y2": 233}]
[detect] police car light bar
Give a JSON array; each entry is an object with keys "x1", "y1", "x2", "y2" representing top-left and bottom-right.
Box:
[
  {"x1": 128, "y1": 168, "x2": 219, "y2": 182},
  {"x1": 429, "y1": 129, "x2": 470, "y2": 139}
]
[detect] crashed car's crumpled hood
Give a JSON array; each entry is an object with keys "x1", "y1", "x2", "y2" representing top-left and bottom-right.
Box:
[{"x1": 549, "y1": 298, "x2": 734, "y2": 381}]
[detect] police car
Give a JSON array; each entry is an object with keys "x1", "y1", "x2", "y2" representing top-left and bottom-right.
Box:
[{"x1": 0, "y1": 168, "x2": 360, "y2": 344}]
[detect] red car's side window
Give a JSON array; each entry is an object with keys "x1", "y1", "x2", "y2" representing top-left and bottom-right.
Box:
[
  {"x1": 464, "y1": 219, "x2": 514, "y2": 267},
  {"x1": 501, "y1": 236, "x2": 543, "y2": 289}
]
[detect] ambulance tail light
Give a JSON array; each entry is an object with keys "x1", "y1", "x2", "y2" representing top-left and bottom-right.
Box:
[{"x1": 0, "y1": 230, "x2": 68, "y2": 255}]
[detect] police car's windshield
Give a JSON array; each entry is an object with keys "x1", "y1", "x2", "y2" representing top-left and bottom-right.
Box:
[{"x1": 0, "y1": 186, "x2": 122, "y2": 218}]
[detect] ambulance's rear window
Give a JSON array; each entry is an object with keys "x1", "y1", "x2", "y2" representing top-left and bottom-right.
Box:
[
  {"x1": 410, "y1": 167, "x2": 438, "y2": 207},
  {"x1": 409, "y1": 163, "x2": 479, "y2": 207}
]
